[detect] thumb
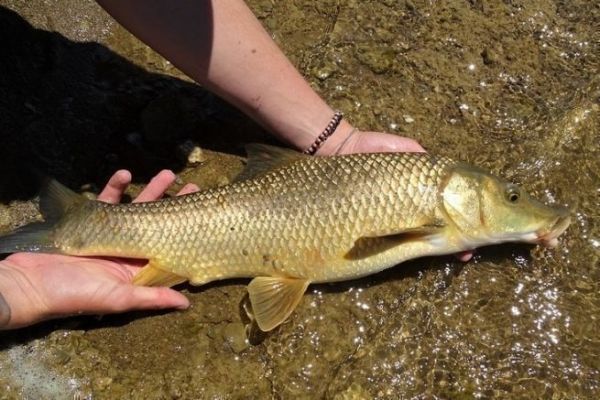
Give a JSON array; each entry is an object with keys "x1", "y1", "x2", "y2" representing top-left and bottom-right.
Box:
[{"x1": 111, "y1": 285, "x2": 190, "y2": 312}]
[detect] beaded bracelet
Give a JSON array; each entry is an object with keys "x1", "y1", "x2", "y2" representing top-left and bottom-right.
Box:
[{"x1": 303, "y1": 111, "x2": 344, "y2": 155}]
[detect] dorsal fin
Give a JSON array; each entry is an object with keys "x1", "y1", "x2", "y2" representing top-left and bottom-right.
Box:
[
  {"x1": 235, "y1": 144, "x2": 308, "y2": 182},
  {"x1": 39, "y1": 177, "x2": 86, "y2": 221}
]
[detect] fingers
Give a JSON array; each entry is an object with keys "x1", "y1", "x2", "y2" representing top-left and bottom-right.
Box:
[
  {"x1": 97, "y1": 170, "x2": 132, "y2": 204},
  {"x1": 129, "y1": 286, "x2": 190, "y2": 310},
  {"x1": 133, "y1": 170, "x2": 176, "y2": 203},
  {"x1": 176, "y1": 183, "x2": 200, "y2": 196},
  {"x1": 360, "y1": 132, "x2": 426, "y2": 153},
  {"x1": 111, "y1": 285, "x2": 190, "y2": 312},
  {"x1": 456, "y1": 251, "x2": 474, "y2": 262},
  {"x1": 382, "y1": 136, "x2": 426, "y2": 153},
  {"x1": 337, "y1": 132, "x2": 426, "y2": 155},
  {"x1": 99, "y1": 169, "x2": 198, "y2": 205}
]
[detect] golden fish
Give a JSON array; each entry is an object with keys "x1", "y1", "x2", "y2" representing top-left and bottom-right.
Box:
[{"x1": 0, "y1": 145, "x2": 570, "y2": 331}]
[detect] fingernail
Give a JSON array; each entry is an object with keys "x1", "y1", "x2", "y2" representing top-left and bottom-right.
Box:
[{"x1": 174, "y1": 298, "x2": 190, "y2": 310}]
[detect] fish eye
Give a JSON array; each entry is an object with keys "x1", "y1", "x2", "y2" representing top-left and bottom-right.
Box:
[{"x1": 505, "y1": 186, "x2": 521, "y2": 203}]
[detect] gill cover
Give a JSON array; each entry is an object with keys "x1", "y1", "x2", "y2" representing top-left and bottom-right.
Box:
[
  {"x1": 440, "y1": 164, "x2": 486, "y2": 239},
  {"x1": 441, "y1": 164, "x2": 570, "y2": 246}
]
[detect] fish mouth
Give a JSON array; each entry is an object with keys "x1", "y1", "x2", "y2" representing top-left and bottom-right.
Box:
[{"x1": 535, "y1": 215, "x2": 571, "y2": 248}]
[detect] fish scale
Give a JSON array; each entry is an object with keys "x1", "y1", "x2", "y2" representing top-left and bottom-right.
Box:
[
  {"x1": 54, "y1": 152, "x2": 452, "y2": 284},
  {"x1": 0, "y1": 144, "x2": 569, "y2": 331}
]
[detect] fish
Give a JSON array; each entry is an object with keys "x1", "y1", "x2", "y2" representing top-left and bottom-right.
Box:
[{"x1": 0, "y1": 144, "x2": 570, "y2": 331}]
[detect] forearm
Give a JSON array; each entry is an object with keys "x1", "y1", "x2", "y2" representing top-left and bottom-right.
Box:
[{"x1": 97, "y1": 0, "x2": 353, "y2": 152}]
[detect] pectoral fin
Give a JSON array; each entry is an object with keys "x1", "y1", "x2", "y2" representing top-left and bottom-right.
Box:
[
  {"x1": 133, "y1": 261, "x2": 188, "y2": 287},
  {"x1": 345, "y1": 226, "x2": 444, "y2": 260},
  {"x1": 247, "y1": 276, "x2": 310, "y2": 332}
]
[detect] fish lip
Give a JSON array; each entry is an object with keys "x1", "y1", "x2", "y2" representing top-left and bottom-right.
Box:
[{"x1": 535, "y1": 215, "x2": 571, "y2": 247}]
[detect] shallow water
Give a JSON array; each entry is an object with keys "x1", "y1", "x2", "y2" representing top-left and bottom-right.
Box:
[{"x1": 0, "y1": 0, "x2": 598, "y2": 398}]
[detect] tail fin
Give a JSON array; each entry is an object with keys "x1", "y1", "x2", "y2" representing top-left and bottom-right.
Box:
[{"x1": 0, "y1": 179, "x2": 86, "y2": 254}]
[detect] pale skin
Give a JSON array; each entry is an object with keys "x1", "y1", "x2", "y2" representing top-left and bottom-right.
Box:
[
  {"x1": 0, "y1": 1, "x2": 471, "y2": 330},
  {"x1": 0, "y1": 170, "x2": 196, "y2": 329},
  {"x1": 95, "y1": 0, "x2": 425, "y2": 155}
]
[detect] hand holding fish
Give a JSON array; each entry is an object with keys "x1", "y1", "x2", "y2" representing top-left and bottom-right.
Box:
[
  {"x1": 0, "y1": 144, "x2": 570, "y2": 332},
  {"x1": 0, "y1": 170, "x2": 196, "y2": 330},
  {"x1": 0, "y1": 134, "x2": 430, "y2": 331},
  {"x1": 2, "y1": 0, "x2": 566, "y2": 332}
]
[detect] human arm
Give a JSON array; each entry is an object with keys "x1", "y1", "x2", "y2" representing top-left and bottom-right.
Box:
[
  {"x1": 96, "y1": 0, "x2": 424, "y2": 155},
  {"x1": 0, "y1": 170, "x2": 197, "y2": 330}
]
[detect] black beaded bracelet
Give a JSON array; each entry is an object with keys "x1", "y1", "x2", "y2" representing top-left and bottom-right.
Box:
[{"x1": 303, "y1": 111, "x2": 343, "y2": 155}]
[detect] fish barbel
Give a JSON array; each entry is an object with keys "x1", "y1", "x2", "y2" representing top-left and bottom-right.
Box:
[{"x1": 0, "y1": 145, "x2": 570, "y2": 331}]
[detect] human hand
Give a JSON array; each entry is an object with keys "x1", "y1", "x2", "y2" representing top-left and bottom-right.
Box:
[
  {"x1": 326, "y1": 130, "x2": 426, "y2": 155},
  {"x1": 313, "y1": 120, "x2": 425, "y2": 156},
  {"x1": 0, "y1": 170, "x2": 199, "y2": 330}
]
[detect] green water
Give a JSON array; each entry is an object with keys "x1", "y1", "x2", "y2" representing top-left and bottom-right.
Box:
[{"x1": 0, "y1": 0, "x2": 598, "y2": 398}]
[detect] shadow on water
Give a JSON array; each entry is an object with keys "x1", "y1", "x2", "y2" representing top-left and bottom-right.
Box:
[
  {"x1": 0, "y1": 309, "x2": 176, "y2": 351},
  {"x1": 0, "y1": 5, "x2": 267, "y2": 203}
]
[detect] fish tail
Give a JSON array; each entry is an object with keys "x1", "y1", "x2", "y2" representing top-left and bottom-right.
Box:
[{"x1": 0, "y1": 178, "x2": 86, "y2": 254}]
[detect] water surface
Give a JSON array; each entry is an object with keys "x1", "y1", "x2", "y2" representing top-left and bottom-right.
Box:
[{"x1": 0, "y1": 0, "x2": 598, "y2": 398}]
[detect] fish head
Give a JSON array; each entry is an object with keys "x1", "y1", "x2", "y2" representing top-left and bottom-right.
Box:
[{"x1": 441, "y1": 164, "x2": 570, "y2": 248}]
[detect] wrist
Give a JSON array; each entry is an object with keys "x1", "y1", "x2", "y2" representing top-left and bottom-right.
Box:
[
  {"x1": 313, "y1": 119, "x2": 357, "y2": 156},
  {"x1": 0, "y1": 260, "x2": 47, "y2": 330}
]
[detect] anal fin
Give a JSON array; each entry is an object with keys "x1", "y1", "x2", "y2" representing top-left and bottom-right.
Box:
[
  {"x1": 247, "y1": 276, "x2": 310, "y2": 332},
  {"x1": 133, "y1": 261, "x2": 187, "y2": 287}
]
